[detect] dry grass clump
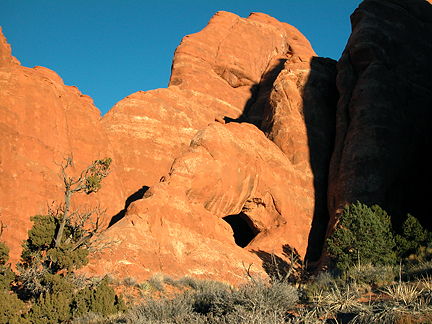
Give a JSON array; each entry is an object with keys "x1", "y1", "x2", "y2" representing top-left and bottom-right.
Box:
[
  {"x1": 74, "y1": 275, "x2": 298, "y2": 324},
  {"x1": 126, "y1": 276, "x2": 299, "y2": 324},
  {"x1": 74, "y1": 262, "x2": 432, "y2": 324}
]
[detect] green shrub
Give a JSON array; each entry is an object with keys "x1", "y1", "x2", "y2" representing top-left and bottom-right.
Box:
[
  {"x1": 343, "y1": 263, "x2": 396, "y2": 288},
  {"x1": 0, "y1": 290, "x2": 29, "y2": 324},
  {"x1": 326, "y1": 201, "x2": 396, "y2": 271},
  {"x1": 20, "y1": 214, "x2": 90, "y2": 275},
  {"x1": 0, "y1": 237, "x2": 25, "y2": 324},
  {"x1": 395, "y1": 213, "x2": 432, "y2": 260},
  {"x1": 0, "y1": 241, "x2": 14, "y2": 291},
  {"x1": 0, "y1": 265, "x2": 14, "y2": 291},
  {"x1": 85, "y1": 276, "x2": 126, "y2": 316},
  {"x1": 29, "y1": 291, "x2": 72, "y2": 324},
  {"x1": 25, "y1": 275, "x2": 125, "y2": 323}
]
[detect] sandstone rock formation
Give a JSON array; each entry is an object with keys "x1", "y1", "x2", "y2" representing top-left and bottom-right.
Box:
[
  {"x1": 3, "y1": 0, "x2": 432, "y2": 283},
  {"x1": 0, "y1": 27, "x2": 20, "y2": 67},
  {"x1": 0, "y1": 28, "x2": 125, "y2": 265},
  {"x1": 1, "y1": 12, "x2": 335, "y2": 281},
  {"x1": 101, "y1": 11, "x2": 320, "y2": 199},
  {"x1": 327, "y1": 0, "x2": 432, "y2": 237},
  {"x1": 91, "y1": 122, "x2": 316, "y2": 282},
  {"x1": 92, "y1": 12, "x2": 338, "y2": 281},
  {"x1": 262, "y1": 56, "x2": 338, "y2": 262}
]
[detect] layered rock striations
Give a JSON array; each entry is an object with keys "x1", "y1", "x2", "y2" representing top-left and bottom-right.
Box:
[
  {"x1": 1, "y1": 12, "x2": 335, "y2": 280},
  {"x1": 91, "y1": 122, "x2": 316, "y2": 282}
]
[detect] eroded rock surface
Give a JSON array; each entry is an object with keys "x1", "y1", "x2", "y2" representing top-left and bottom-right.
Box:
[
  {"x1": 90, "y1": 122, "x2": 315, "y2": 282},
  {"x1": 262, "y1": 55, "x2": 338, "y2": 262},
  {"x1": 1, "y1": 12, "x2": 333, "y2": 280},
  {"x1": 0, "y1": 26, "x2": 20, "y2": 67},
  {"x1": 91, "y1": 12, "x2": 337, "y2": 281}
]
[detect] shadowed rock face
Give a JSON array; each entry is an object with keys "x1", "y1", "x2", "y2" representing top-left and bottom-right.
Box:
[
  {"x1": 262, "y1": 56, "x2": 339, "y2": 263},
  {"x1": 328, "y1": 0, "x2": 432, "y2": 236}
]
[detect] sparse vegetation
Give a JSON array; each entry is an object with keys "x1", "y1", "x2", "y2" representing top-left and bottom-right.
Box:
[
  {"x1": 0, "y1": 155, "x2": 126, "y2": 323},
  {"x1": 67, "y1": 261, "x2": 432, "y2": 324}
]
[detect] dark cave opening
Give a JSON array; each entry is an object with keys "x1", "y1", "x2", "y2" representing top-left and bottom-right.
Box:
[{"x1": 223, "y1": 212, "x2": 259, "y2": 248}]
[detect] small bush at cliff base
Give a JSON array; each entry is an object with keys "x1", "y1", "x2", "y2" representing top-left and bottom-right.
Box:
[
  {"x1": 25, "y1": 275, "x2": 125, "y2": 323},
  {"x1": 395, "y1": 213, "x2": 432, "y2": 261},
  {"x1": 326, "y1": 201, "x2": 396, "y2": 271},
  {"x1": 124, "y1": 277, "x2": 298, "y2": 323}
]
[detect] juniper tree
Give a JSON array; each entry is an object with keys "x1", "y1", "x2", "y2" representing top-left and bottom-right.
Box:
[
  {"x1": 326, "y1": 201, "x2": 396, "y2": 271},
  {"x1": 0, "y1": 215, "x2": 27, "y2": 323},
  {"x1": 1, "y1": 156, "x2": 125, "y2": 322},
  {"x1": 20, "y1": 155, "x2": 112, "y2": 275},
  {"x1": 395, "y1": 213, "x2": 432, "y2": 259}
]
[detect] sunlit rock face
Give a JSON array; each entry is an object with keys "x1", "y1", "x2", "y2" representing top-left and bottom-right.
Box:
[
  {"x1": 92, "y1": 11, "x2": 335, "y2": 282},
  {"x1": 1, "y1": 11, "x2": 334, "y2": 281},
  {"x1": 0, "y1": 28, "x2": 125, "y2": 266},
  {"x1": 101, "y1": 11, "x2": 318, "y2": 199},
  {"x1": 327, "y1": 0, "x2": 432, "y2": 241},
  {"x1": 90, "y1": 122, "x2": 317, "y2": 282}
]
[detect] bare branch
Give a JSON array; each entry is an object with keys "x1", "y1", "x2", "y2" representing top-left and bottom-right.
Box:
[
  {"x1": 269, "y1": 249, "x2": 299, "y2": 283},
  {"x1": 54, "y1": 154, "x2": 112, "y2": 248},
  {"x1": 67, "y1": 204, "x2": 108, "y2": 251},
  {"x1": 0, "y1": 209, "x2": 6, "y2": 240},
  {"x1": 242, "y1": 261, "x2": 258, "y2": 284},
  {"x1": 283, "y1": 248, "x2": 297, "y2": 282},
  {"x1": 0, "y1": 220, "x2": 5, "y2": 239}
]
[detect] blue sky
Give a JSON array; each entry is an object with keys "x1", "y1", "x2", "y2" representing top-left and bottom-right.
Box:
[{"x1": 1, "y1": 1, "x2": 361, "y2": 116}]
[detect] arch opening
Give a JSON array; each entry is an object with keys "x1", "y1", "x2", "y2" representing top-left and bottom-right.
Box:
[{"x1": 223, "y1": 212, "x2": 259, "y2": 248}]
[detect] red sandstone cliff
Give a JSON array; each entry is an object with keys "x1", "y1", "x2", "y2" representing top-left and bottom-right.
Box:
[
  {"x1": 1, "y1": 0, "x2": 432, "y2": 283},
  {"x1": 95, "y1": 12, "x2": 331, "y2": 281}
]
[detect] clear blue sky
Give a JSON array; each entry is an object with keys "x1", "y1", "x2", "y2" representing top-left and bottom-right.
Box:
[{"x1": 1, "y1": 1, "x2": 361, "y2": 116}]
